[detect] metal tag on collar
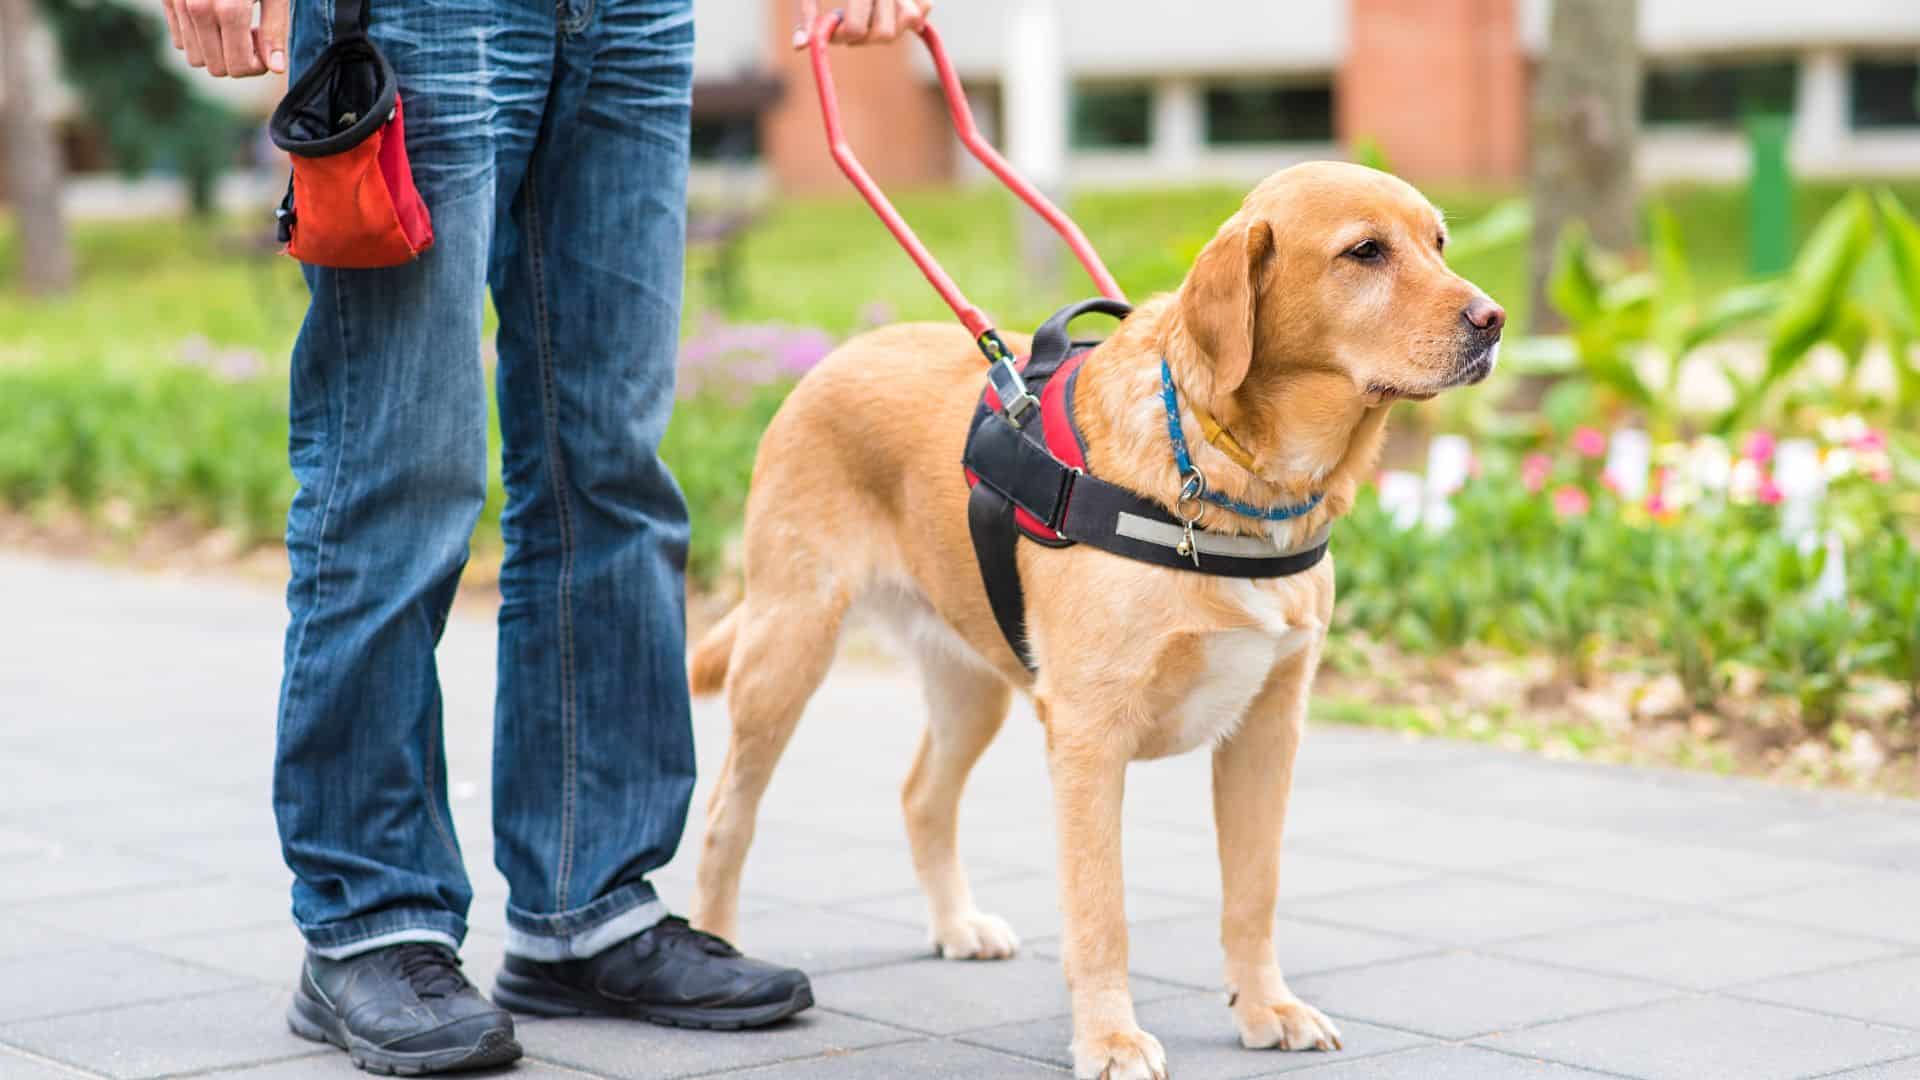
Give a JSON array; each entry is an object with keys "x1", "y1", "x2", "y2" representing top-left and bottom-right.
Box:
[
  {"x1": 978, "y1": 330, "x2": 1040, "y2": 427},
  {"x1": 1175, "y1": 472, "x2": 1206, "y2": 567}
]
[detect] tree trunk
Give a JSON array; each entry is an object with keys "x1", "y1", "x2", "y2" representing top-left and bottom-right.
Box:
[
  {"x1": 0, "y1": 0, "x2": 74, "y2": 295},
  {"x1": 1527, "y1": 0, "x2": 1638, "y2": 333}
]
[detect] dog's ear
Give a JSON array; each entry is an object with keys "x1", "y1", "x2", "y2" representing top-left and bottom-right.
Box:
[{"x1": 1178, "y1": 217, "x2": 1273, "y2": 400}]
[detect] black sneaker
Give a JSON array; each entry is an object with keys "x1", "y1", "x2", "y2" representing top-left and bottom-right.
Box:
[
  {"x1": 289, "y1": 943, "x2": 522, "y2": 1076},
  {"x1": 493, "y1": 916, "x2": 813, "y2": 1030}
]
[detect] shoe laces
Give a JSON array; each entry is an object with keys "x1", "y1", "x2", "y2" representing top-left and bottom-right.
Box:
[
  {"x1": 651, "y1": 916, "x2": 741, "y2": 958},
  {"x1": 390, "y1": 943, "x2": 471, "y2": 999}
]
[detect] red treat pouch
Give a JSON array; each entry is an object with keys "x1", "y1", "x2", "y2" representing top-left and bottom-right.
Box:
[{"x1": 268, "y1": 0, "x2": 432, "y2": 269}]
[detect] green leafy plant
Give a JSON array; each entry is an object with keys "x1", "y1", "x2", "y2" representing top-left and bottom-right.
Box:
[{"x1": 1527, "y1": 209, "x2": 1782, "y2": 437}]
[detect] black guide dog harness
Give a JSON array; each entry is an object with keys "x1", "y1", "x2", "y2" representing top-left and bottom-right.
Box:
[{"x1": 961, "y1": 299, "x2": 1331, "y2": 671}]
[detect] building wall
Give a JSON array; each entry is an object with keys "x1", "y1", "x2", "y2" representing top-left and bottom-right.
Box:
[
  {"x1": 754, "y1": 0, "x2": 952, "y2": 193},
  {"x1": 1339, "y1": 0, "x2": 1527, "y2": 181}
]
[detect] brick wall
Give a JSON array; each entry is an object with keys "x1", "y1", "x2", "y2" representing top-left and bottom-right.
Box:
[
  {"x1": 758, "y1": 0, "x2": 953, "y2": 194},
  {"x1": 1339, "y1": 0, "x2": 1528, "y2": 182}
]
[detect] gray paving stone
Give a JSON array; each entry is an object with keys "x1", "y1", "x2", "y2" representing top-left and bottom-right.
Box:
[
  {"x1": 723, "y1": 832, "x2": 1020, "y2": 907},
  {"x1": 1816, "y1": 1054, "x2": 1920, "y2": 1078},
  {"x1": 1508, "y1": 843, "x2": 1854, "y2": 905},
  {"x1": 0, "y1": 946, "x2": 245, "y2": 1023},
  {"x1": 1481, "y1": 995, "x2": 1920, "y2": 1080},
  {"x1": 0, "y1": 847, "x2": 198, "y2": 906},
  {"x1": 139, "y1": 923, "x2": 307, "y2": 986},
  {"x1": 1272, "y1": 852, "x2": 1440, "y2": 902},
  {"x1": 1030, "y1": 915, "x2": 1434, "y2": 992},
  {"x1": 1495, "y1": 913, "x2": 1902, "y2": 991},
  {"x1": 1286, "y1": 875, "x2": 1669, "y2": 948},
  {"x1": 0, "y1": 987, "x2": 306, "y2": 1078},
  {"x1": 0, "y1": 1044, "x2": 99, "y2": 1079},
  {"x1": 724, "y1": 904, "x2": 935, "y2": 975},
  {"x1": 959, "y1": 990, "x2": 1428, "y2": 1079},
  {"x1": 0, "y1": 826, "x2": 60, "y2": 860},
  {"x1": 519, "y1": 1009, "x2": 913, "y2": 1078},
  {"x1": 1733, "y1": 954, "x2": 1920, "y2": 1031},
  {"x1": 1291, "y1": 951, "x2": 1676, "y2": 1040},
  {"x1": 845, "y1": 871, "x2": 1205, "y2": 942},
  {"x1": 1726, "y1": 872, "x2": 1920, "y2": 946},
  {"x1": 810, "y1": 953, "x2": 1180, "y2": 1036},
  {"x1": 0, "y1": 918, "x2": 91, "y2": 963},
  {"x1": 730, "y1": 1038, "x2": 1066, "y2": 1077},
  {"x1": 15, "y1": 877, "x2": 291, "y2": 943},
  {"x1": 1292, "y1": 814, "x2": 1631, "y2": 873},
  {"x1": 1285, "y1": 1043, "x2": 1617, "y2": 1077},
  {"x1": 214, "y1": 1052, "x2": 585, "y2": 1077},
  {"x1": 10, "y1": 554, "x2": 1920, "y2": 1079}
]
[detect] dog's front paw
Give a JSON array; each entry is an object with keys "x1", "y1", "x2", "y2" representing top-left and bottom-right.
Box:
[
  {"x1": 1232, "y1": 993, "x2": 1343, "y2": 1052},
  {"x1": 1071, "y1": 1026, "x2": 1168, "y2": 1080},
  {"x1": 932, "y1": 910, "x2": 1020, "y2": 960}
]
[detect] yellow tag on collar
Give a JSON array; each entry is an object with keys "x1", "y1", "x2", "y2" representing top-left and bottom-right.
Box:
[{"x1": 1189, "y1": 401, "x2": 1259, "y2": 472}]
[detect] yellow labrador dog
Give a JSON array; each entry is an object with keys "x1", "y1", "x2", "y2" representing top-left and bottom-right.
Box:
[{"x1": 688, "y1": 161, "x2": 1502, "y2": 1078}]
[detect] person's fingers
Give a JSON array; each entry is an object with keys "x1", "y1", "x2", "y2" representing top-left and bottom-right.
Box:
[
  {"x1": 175, "y1": 0, "x2": 210, "y2": 68},
  {"x1": 791, "y1": 0, "x2": 818, "y2": 49},
  {"x1": 180, "y1": 0, "x2": 225, "y2": 73},
  {"x1": 160, "y1": 0, "x2": 183, "y2": 50},
  {"x1": 900, "y1": 0, "x2": 930, "y2": 34},
  {"x1": 256, "y1": 0, "x2": 289, "y2": 73},
  {"x1": 837, "y1": 0, "x2": 872, "y2": 42},
  {"x1": 217, "y1": 0, "x2": 264, "y2": 77},
  {"x1": 870, "y1": 0, "x2": 897, "y2": 42}
]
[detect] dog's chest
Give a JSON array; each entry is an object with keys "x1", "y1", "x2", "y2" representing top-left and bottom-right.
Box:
[{"x1": 1163, "y1": 582, "x2": 1320, "y2": 755}]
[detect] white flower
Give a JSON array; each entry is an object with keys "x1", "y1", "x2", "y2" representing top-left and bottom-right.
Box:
[
  {"x1": 1689, "y1": 437, "x2": 1734, "y2": 492},
  {"x1": 1729, "y1": 458, "x2": 1762, "y2": 504},
  {"x1": 1820, "y1": 413, "x2": 1869, "y2": 446},
  {"x1": 1823, "y1": 447, "x2": 1857, "y2": 480}
]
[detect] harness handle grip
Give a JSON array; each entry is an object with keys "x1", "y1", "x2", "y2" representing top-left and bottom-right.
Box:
[{"x1": 805, "y1": 11, "x2": 1127, "y2": 346}]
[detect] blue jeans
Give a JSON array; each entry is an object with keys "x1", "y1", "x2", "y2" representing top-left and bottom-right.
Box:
[{"x1": 272, "y1": 0, "x2": 697, "y2": 962}]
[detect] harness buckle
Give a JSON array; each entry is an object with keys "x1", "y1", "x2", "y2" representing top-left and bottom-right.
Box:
[{"x1": 980, "y1": 330, "x2": 1040, "y2": 427}]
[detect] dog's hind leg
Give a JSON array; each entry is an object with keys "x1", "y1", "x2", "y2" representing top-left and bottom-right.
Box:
[
  {"x1": 902, "y1": 653, "x2": 1019, "y2": 960},
  {"x1": 691, "y1": 594, "x2": 847, "y2": 942}
]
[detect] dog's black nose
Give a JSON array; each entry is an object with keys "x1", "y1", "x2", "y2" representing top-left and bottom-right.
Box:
[{"x1": 1464, "y1": 296, "x2": 1506, "y2": 334}]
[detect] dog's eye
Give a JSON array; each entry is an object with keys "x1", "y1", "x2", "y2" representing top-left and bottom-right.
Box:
[
  {"x1": 1436, "y1": 233, "x2": 1447, "y2": 253},
  {"x1": 1345, "y1": 239, "x2": 1384, "y2": 262}
]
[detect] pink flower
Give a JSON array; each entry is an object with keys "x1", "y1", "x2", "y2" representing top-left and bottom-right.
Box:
[
  {"x1": 1522, "y1": 453, "x2": 1552, "y2": 493},
  {"x1": 1757, "y1": 476, "x2": 1784, "y2": 505},
  {"x1": 1552, "y1": 485, "x2": 1591, "y2": 517},
  {"x1": 1645, "y1": 467, "x2": 1669, "y2": 515},
  {"x1": 1852, "y1": 428, "x2": 1887, "y2": 453},
  {"x1": 1571, "y1": 427, "x2": 1607, "y2": 458},
  {"x1": 1742, "y1": 430, "x2": 1776, "y2": 464}
]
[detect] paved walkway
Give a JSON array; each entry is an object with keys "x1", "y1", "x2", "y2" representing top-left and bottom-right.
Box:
[{"x1": 3, "y1": 551, "x2": 1919, "y2": 1079}]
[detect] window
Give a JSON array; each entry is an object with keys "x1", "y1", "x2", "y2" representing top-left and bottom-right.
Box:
[
  {"x1": 1851, "y1": 58, "x2": 1920, "y2": 129},
  {"x1": 1203, "y1": 82, "x2": 1334, "y2": 145},
  {"x1": 1071, "y1": 85, "x2": 1152, "y2": 149},
  {"x1": 1642, "y1": 60, "x2": 1797, "y2": 128}
]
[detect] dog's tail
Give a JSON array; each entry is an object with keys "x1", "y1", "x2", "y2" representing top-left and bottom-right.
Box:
[{"x1": 689, "y1": 605, "x2": 741, "y2": 697}]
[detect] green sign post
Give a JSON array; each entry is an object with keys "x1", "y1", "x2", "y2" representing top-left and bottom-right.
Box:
[{"x1": 1747, "y1": 112, "x2": 1793, "y2": 277}]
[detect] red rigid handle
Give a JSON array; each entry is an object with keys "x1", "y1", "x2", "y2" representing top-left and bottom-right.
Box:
[{"x1": 806, "y1": 11, "x2": 1126, "y2": 343}]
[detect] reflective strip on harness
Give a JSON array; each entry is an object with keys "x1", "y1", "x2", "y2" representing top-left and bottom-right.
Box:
[{"x1": 1114, "y1": 516, "x2": 1331, "y2": 560}]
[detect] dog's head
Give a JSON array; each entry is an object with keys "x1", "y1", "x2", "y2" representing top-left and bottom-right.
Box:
[{"x1": 1175, "y1": 161, "x2": 1502, "y2": 427}]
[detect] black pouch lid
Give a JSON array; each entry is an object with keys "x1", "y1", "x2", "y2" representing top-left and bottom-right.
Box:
[{"x1": 268, "y1": 0, "x2": 395, "y2": 158}]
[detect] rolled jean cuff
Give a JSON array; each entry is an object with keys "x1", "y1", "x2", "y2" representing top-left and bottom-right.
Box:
[
  {"x1": 301, "y1": 908, "x2": 468, "y2": 961},
  {"x1": 504, "y1": 881, "x2": 667, "y2": 961}
]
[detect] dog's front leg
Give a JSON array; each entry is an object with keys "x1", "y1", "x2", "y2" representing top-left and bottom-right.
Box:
[
  {"x1": 1044, "y1": 711, "x2": 1168, "y2": 1080},
  {"x1": 1212, "y1": 644, "x2": 1343, "y2": 1053}
]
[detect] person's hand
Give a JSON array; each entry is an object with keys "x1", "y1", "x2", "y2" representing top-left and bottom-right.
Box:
[
  {"x1": 792, "y1": 0, "x2": 931, "y2": 50},
  {"x1": 163, "y1": 0, "x2": 289, "y2": 78}
]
